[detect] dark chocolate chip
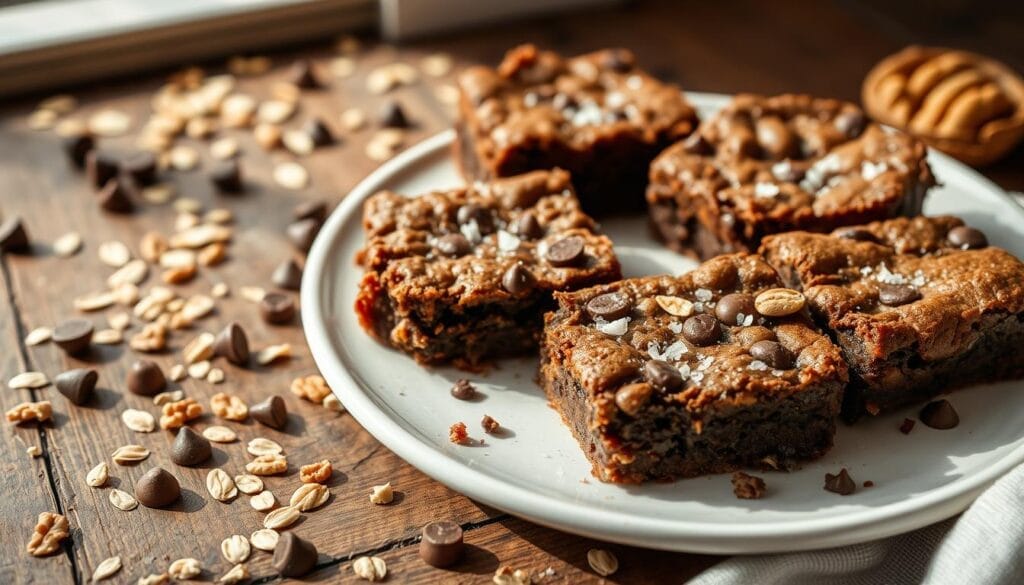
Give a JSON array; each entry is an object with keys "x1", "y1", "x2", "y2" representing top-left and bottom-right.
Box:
[
  {"x1": 170, "y1": 427, "x2": 212, "y2": 466},
  {"x1": 214, "y1": 322, "x2": 250, "y2": 366},
  {"x1": 899, "y1": 418, "x2": 915, "y2": 434},
  {"x1": 97, "y1": 178, "x2": 134, "y2": 214},
  {"x1": 682, "y1": 132, "x2": 712, "y2": 155},
  {"x1": 834, "y1": 110, "x2": 867, "y2": 137},
  {"x1": 682, "y1": 314, "x2": 721, "y2": 346},
  {"x1": 272, "y1": 258, "x2": 304, "y2": 291},
  {"x1": 419, "y1": 520, "x2": 464, "y2": 568},
  {"x1": 0, "y1": 217, "x2": 30, "y2": 252},
  {"x1": 303, "y1": 118, "x2": 335, "y2": 146},
  {"x1": 54, "y1": 368, "x2": 97, "y2": 405},
  {"x1": 135, "y1": 467, "x2": 181, "y2": 508},
  {"x1": 122, "y1": 152, "x2": 157, "y2": 186},
  {"x1": 513, "y1": 213, "x2": 544, "y2": 240},
  {"x1": 586, "y1": 292, "x2": 631, "y2": 321},
  {"x1": 379, "y1": 100, "x2": 410, "y2": 128},
  {"x1": 450, "y1": 379, "x2": 477, "y2": 400},
  {"x1": 714, "y1": 293, "x2": 756, "y2": 326},
  {"x1": 545, "y1": 235, "x2": 585, "y2": 267},
  {"x1": 287, "y1": 218, "x2": 321, "y2": 253},
  {"x1": 947, "y1": 226, "x2": 988, "y2": 250},
  {"x1": 260, "y1": 292, "x2": 296, "y2": 324},
  {"x1": 456, "y1": 203, "x2": 494, "y2": 235},
  {"x1": 824, "y1": 468, "x2": 856, "y2": 495},
  {"x1": 86, "y1": 150, "x2": 119, "y2": 189},
  {"x1": 749, "y1": 340, "x2": 793, "y2": 369},
  {"x1": 52, "y1": 319, "x2": 94, "y2": 355},
  {"x1": 62, "y1": 133, "x2": 94, "y2": 168},
  {"x1": 863, "y1": 480, "x2": 875, "y2": 488},
  {"x1": 436, "y1": 233, "x2": 472, "y2": 258},
  {"x1": 127, "y1": 360, "x2": 166, "y2": 396},
  {"x1": 834, "y1": 227, "x2": 878, "y2": 243},
  {"x1": 643, "y1": 359, "x2": 683, "y2": 393},
  {"x1": 289, "y1": 59, "x2": 322, "y2": 89},
  {"x1": 210, "y1": 160, "x2": 243, "y2": 193},
  {"x1": 293, "y1": 200, "x2": 328, "y2": 223},
  {"x1": 273, "y1": 532, "x2": 319, "y2": 578},
  {"x1": 877, "y1": 283, "x2": 921, "y2": 307},
  {"x1": 501, "y1": 263, "x2": 536, "y2": 294},
  {"x1": 251, "y1": 395, "x2": 288, "y2": 430},
  {"x1": 919, "y1": 399, "x2": 959, "y2": 429}
]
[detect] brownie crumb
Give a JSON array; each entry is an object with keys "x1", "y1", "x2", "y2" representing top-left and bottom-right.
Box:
[
  {"x1": 920, "y1": 399, "x2": 959, "y2": 429},
  {"x1": 730, "y1": 471, "x2": 766, "y2": 500},
  {"x1": 824, "y1": 468, "x2": 856, "y2": 495},
  {"x1": 481, "y1": 415, "x2": 500, "y2": 434},
  {"x1": 449, "y1": 422, "x2": 469, "y2": 444},
  {"x1": 450, "y1": 379, "x2": 477, "y2": 401},
  {"x1": 899, "y1": 418, "x2": 916, "y2": 434},
  {"x1": 863, "y1": 480, "x2": 875, "y2": 488}
]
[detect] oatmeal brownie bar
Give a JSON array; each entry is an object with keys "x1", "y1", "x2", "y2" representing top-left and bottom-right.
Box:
[
  {"x1": 355, "y1": 169, "x2": 621, "y2": 369},
  {"x1": 761, "y1": 215, "x2": 1024, "y2": 419},
  {"x1": 648, "y1": 94, "x2": 935, "y2": 259},
  {"x1": 456, "y1": 44, "x2": 699, "y2": 215},
  {"x1": 541, "y1": 254, "x2": 847, "y2": 483}
]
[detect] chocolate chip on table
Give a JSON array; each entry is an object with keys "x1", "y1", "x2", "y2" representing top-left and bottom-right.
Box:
[
  {"x1": 294, "y1": 200, "x2": 328, "y2": 223},
  {"x1": 749, "y1": 340, "x2": 793, "y2": 369},
  {"x1": 834, "y1": 110, "x2": 867, "y2": 137},
  {"x1": 251, "y1": 395, "x2": 288, "y2": 430},
  {"x1": 260, "y1": 292, "x2": 296, "y2": 324},
  {"x1": 97, "y1": 178, "x2": 134, "y2": 214},
  {"x1": 170, "y1": 427, "x2": 212, "y2": 467},
  {"x1": 214, "y1": 322, "x2": 250, "y2": 366},
  {"x1": 877, "y1": 283, "x2": 921, "y2": 307},
  {"x1": 52, "y1": 319, "x2": 94, "y2": 355},
  {"x1": 947, "y1": 226, "x2": 988, "y2": 250},
  {"x1": 456, "y1": 203, "x2": 494, "y2": 234},
  {"x1": 450, "y1": 379, "x2": 476, "y2": 400},
  {"x1": 919, "y1": 399, "x2": 959, "y2": 429},
  {"x1": 127, "y1": 360, "x2": 166, "y2": 396},
  {"x1": 715, "y1": 293, "x2": 756, "y2": 326},
  {"x1": 682, "y1": 314, "x2": 721, "y2": 346},
  {"x1": 55, "y1": 368, "x2": 97, "y2": 405},
  {"x1": 303, "y1": 118, "x2": 335, "y2": 146},
  {"x1": 272, "y1": 258, "x2": 304, "y2": 291},
  {"x1": 62, "y1": 133, "x2": 94, "y2": 168},
  {"x1": 545, "y1": 235, "x2": 585, "y2": 267},
  {"x1": 210, "y1": 160, "x2": 243, "y2": 193},
  {"x1": 643, "y1": 359, "x2": 683, "y2": 393},
  {"x1": 824, "y1": 468, "x2": 856, "y2": 495},
  {"x1": 122, "y1": 152, "x2": 158, "y2": 186},
  {"x1": 134, "y1": 467, "x2": 181, "y2": 508},
  {"x1": 513, "y1": 212, "x2": 544, "y2": 240},
  {"x1": 86, "y1": 150, "x2": 119, "y2": 189},
  {"x1": 287, "y1": 218, "x2": 321, "y2": 253},
  {"x1": 0, "y1": 217, "x2": 30, "y2": 252},
  {"x1": 419, "y1": 520, "x2": 464, "y2": 568},
  {"x1": 273, "y1": 532, "x2": 319, "y2": 578},
  {"x1": 833, "y1": 227, "x2": 878, "y2": 243},
  {"x1": 899, "y1": 418, "x2": 916, "y2": 434},
  {"x1": 586, "y1": 292, "x2": 631, "y2": 321},
  {"x1": 288, "y1": 59, "x2": 322, "y2": 89},
  {"x1": 436, "y1": 233, "x2": 472, "y2": 258},
  {"x1": 378, "y1": 100, "x2": 411, "y2": 128},
  {"x1": 502, "y1": 263, "x2": 536, "y2": 294}
]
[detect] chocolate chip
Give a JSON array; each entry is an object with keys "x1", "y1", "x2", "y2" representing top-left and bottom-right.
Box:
[
  {"x1": 614, "y1": 382, "x2": 652, "y2": 416},
  {"x1": 122, "y1": 152, "x2": 157, "y2": 186},
  {"x1": 293, "y1": 200, "x2": 328, "y2": 223},
  {"x1": 682, "y1": 133, "x2": 712, "y2": 155},
  {"x1": 273, "y1": 532, "x2": 319, "y2": 578},
  {"x1": 419, "y1": 520, "x2": 464, "y2": 568},
  {"x1": 643, "y1": 360, "x2": 683, "y2": 393},
  {"x1": 0, "y1": 217, "x2": 30, "y2": 252},
  {"x1": 919, "y1": 399, "x2": 959, "y2": 429},
  {"x1": 272, "y1": 258, "x2": 303, "y2": 291},
  {"x1": 287, "y1": 218, "x2": 321, "y2": 253},
  {"x1": 289, "y1": 59, "x2": 322, "y2": 89},
  {"x1": 86, "y1": 150, "x2": 119, "y2": 189},
  {"x1": 436, "y1": 233, "x2": 472, "y2": 257},
  {"x1": 513, "y1": 213, "x2": 544, "y2": 240},
  {"x1": 210, "y1": 160, "x2": 243, "y2": 193},
  {"x1": 450, "y1": 379, "x2": 477, "y2": 400},
  {"x1": 834, "y1": 227, "x2": 878, "y2": 243},
  {"x1": 502, "y1": 263, "x2": 536, "y2": 294},
  {"x1": 260, "y1": 292, "x2": 296, "y2": 324},
  {"x1": 682, "y1": 314, "x2": 721, "y2": 346},
  {"x1": 52, "y1": 319, "x2": 93, "y2": 355},
  {"x1": 97, "y1": 178, "x2": 134, "y2": 214},
  {"x1": 749, "y1": 340, "x2": 793, "y2": 369},
  {"x1": 135, "y1": 467, "x2": 181, "y2": 508},
  {"x1": 824, "y1": 468, "x2": 856, "y2": 495},
  {"x1": 251, "y1": 395, "x2": 288, "y2": 430},
  {"x1": 55, "y1": 368, "x2": 97, "y2": 405},
  {"x1": 127, "y1": 360, "x2": 166, "y2": 396},
  {"x1": 545, "y1": 235, "x2": 585, "y2": 267},
  {"x1": 877, "y1": 283, "x2": 921, "y2": 307},
  {"x1": 947, "y1": 226, "x2": 988, "y2": 250},
  {"x1": 170, "y1": 427, "x2": 212, "y2": 466},
  {"x1": 899, "y1": 418, "x2": 915, "y2": 434},
  {"x1": 456, "y1": 203, "x2": 494, "y2": 234},
  {"x1": 863, "y1": 480, "x2": 875, "y2": 488},
  {"x1": 214, "y1": 322, "x2": 250, "y2": 366},
  {"x1": 303, "y1": 117, "x2": 335, "y2": 146},
  {"x1": 834, "y1": 110, "x2": 867, "y2": 137},
  {"x1": 586, "y1": 292, "x2": 631, "y2": 321},
  {"x1": 714, "y1": 293, "x2": 756, "y2": 325},
  {"x1": 62, "y1": 133, "x2": 94, "y2": 168},
  {"x1": 379, "y1": 100, "x2": 410, "y2": 128}
]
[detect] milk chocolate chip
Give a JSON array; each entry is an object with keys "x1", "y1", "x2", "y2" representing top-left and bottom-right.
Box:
[
  {"x1": 419, "y1": 520, "x2": 464, "y2": 568},
  {"x1": 135, "y1": 467, "x2": 181, "y2": 508},
  {"x1": 127, "y1": 360, "x2": 166, "y2": 396},
  {"x1": 171, "y1": 427, "x2": 212, "y2": 467}
]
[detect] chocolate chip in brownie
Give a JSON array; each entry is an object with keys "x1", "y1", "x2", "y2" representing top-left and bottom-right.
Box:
[
  {"x1": 545, "y1": 235, "x2": 586, "y2": 267},
  {"x1": 513, "y1": 212, "x2": 544, "y2": 240},
  {"x1": 682, "y1": 314, "x2": 720, "y2": 346},
  {"x1": 643, "y1": 360, "x2": 682, "y2": 393},
  {"x1": 834, "y1": 227, "x2": 879, "y2": 243},
  {"x1": 450, "y1": 379, "x2": 477, "y2": 400},
  {"x1": 919, "y1": 399, "x2": 959, "y2": 429},
  {"x1": 501, "y1": 263, "x2": 536, "y2": 294},
  {"x1": 586, "y1": 292, "x2": 631, "y2": 321},
  {"x1": 947, "y1": 226, "x2": 988, "y2": 250},
  {"x1": 749, "y1": 340, "x2": 793, "y2": 369},
  {"x1": 715, "y1": 293, "x2": 756, "y2": 326},
  {"x1": 436, "y1": 233, "x2": 472, "y2": 258},
  {"x1": 824, "y1": 468, "x2": 856, "y2": 495},
  {"x1": 731, "y1": 471, "x2": 766, "y2": 499},
  {"x1": 899, "y1": 418, "x2": 915, "y2": 434},
  {"x1": 877, "y1": 283, "x2": 921, "y2": 307},
  {"x1": 456, "y1": 203, "x2": 494, "y2": 235}
]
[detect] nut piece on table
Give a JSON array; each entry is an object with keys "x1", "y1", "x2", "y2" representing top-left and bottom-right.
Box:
[{"x1": 26, "y1": 512, "x2": 69, "y2": 556}]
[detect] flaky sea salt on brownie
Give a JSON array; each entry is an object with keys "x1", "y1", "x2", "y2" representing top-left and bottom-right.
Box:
[
  {"x1": 648, "y1": 93, "x2": 935, "y2": 259},
  {"x1": 355, "y1": 169, "x2": 621, "y2": 369},
  {"x1": 455, "y1": 44, "x2": 699, "y2": 215},
  {"x1": 540, "y1": 254, "x2": 847, "y2": 483},
  {"x1": 760, "y1": 215, "x2": 1024, "y2": 420}
]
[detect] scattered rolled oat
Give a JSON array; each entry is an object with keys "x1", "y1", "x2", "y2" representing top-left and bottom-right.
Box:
[
  {"x1": 86, "y1": 462, "x2": 109, "y2": 487},
  {"x1": 108, "y1": 488, "x2": 139, "y2": 511},
  {"x1": 273, "y1": 161, "x2": 309, "y2": 190},
  {"x1": 290, "y1": 483, "x2": 329, "y2": 512},
  {"x1": 246, "y1": 453, "x2": 288, "y2": 476},
  {"x1": 98, "y1": 240, "x2": 131, "y2": 267},
  {"x1": 26, "y1": 512, "x2": 69, "y2": 556},
  {"x1": 91, "y1": 556, "x2": 122, "y2": 581},
  {"x1": 240, "y1": 286, "x2": 266, "y2": 302},
  {"x1": 142, "y1": 183, "x2": 176, "y2": 205},
  {"x1": 291, "y1": 374, "x2": 331, "y2": 404},
  {"x1": 221, "y1": 534, "x2": 251, "y2": 564},
  {"x1": 28, "y1": 109, "x2": 57, "y2": 130},
  {"x1": 121, "y1": 409, "x2": 156, "y2": 433},
  {"x1": 587, "y1": 548, "x2": 619, "y2": 577},
  {"x1": 6, "y1": 401, "x2": 53, "y2": 423},
  {"x1": 254, "y1": 123, "x2": 282, "y2": 150},
  {"x1": 108, "y1": 313, "x2": 130, "y2": 332},
  {"x1": 168, "y1": 364, "x2": 187, "y2": 382},
  {"x1": 340, "y1": 107, "x2": 367, "y2": 131},
  {"x1": 206, "y1": 469, "x2": 239, "y2": 502},
  {"x1": 263, "y1": 505, "x2": 301, "y2": 530},
  {"x1": 153, "y1": 390, "x2": 184, "y2": 406},
  {"x1": 111, "y1": 444, "x2": 150, "y2": 465},
  {"x1": 24, "y1": 327, "x2": 53, "y2": 346},
  {"x1": 211, "y1": 392, "x2": 248, "y2": 421},
  {"x1": 168, "y1": 558, "x2": 201, "y2": 580},
  {"x1": 92, "y1": 329, "x2": 123, "y2": 345},
  {"x1": 74, "y1": 290, "x2": 116, "y2": 312},
  {"x1": 257, "y1": 343, "x2": 292, "y2": 365},
  {"x1": 53, "y1": 232, "x2": 83, "y2": 257},
  {"x1": 352, "y1": 556, "x2": 387, "y2": 581},
  {"x1": 247, "y1": 437, "x2": 284, "y2": 457},
  {"x1": 421, "y1": 53, "x2": 453, "y2": 77},
  {"x1": 323, "y1": 394, "x2": 346, "y2": 413},
  {"x1": 207, "y1": 368, "x2": 225, "y2": 384},
  {"x1": 233, "y1": 474, "x2": 263, "y2": 495},
  {"x1": 8, "y1": 371, "x2": 50, "y2": 390},
  {"x1": 283, "y1": 129, "x2": 314, "y2": 156},
  {"x1": 218, "y1": 563, "x2": 248, "y2": 584},
  {"x1": 250, "y1": 490, "x2": 277, "y2": 512},
  {"x1": 300, "y1": 459, "x2": 332, "y2": 484},
  {"x1": 250, "y1": 528, "x2": 279, "y2": 552},
  {"x1": 212, "y1": 282, "x2": 230, "y2": 298},
  {"x1": 203, "y1": 425, "x2": 238, "y2": 443},
  {"x1": 88, "y1": 109, "x2": 131, "y2": 137},
  {"x1": 369, "y1": 482, "x2": 394, "y2": 505},
  {"x1": 169, "y1": 145, "x2": 200, "y2": 171}
]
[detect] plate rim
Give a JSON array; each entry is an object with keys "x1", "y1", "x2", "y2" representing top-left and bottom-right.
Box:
[{"x1": 302, "y1": 91, "x2": 1024, "y2": 553}]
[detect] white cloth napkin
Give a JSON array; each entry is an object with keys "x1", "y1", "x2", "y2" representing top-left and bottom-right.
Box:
[{"x1": 686, "y1": 463, "x2": 1024, "y2": 585}]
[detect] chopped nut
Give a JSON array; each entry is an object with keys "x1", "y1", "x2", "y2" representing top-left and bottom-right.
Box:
[
  {"x1": 109, "y1": 488, "x2": 138, "y2": 511},
  {"x1": 168, "y1": 558, "x2": 201, "y2": 580},
  {"x1": 91, "y1": 556, "x2": 122, "y2": 581},
  {"x1": 153, "y1": 389, "x2": 184, "y2": 405},
  {"x1": 53, "y1": 232, "x2": 82, "y2": 258},
  {"x1": 26, "y1": 445, "x2": 42, "y2": 457},
  {"x1": 183, "y1": 332, "x2": 216, "y2": 364},
  {"x1": 273, "y1": 161, "x2": 309, "y2": 190},
  {"x1": 130, "y1": 322, "x2": 167, "y2": 352},
  {"x1": 218, "y1": 563, "x2": 248, "y2": 584},
  {"x1": 8, "y1": 371, "x2": 50, "y2": 390},
  {"x1": 162, "y1": 264, "x2": 197, "y2": 284},
  {"x1": 6, "y1": 401, "x2": 52, "y2": 423},
  {"x1": 587, "y1": 548, "x2": 619, "y2": 577},
  {"x1": 257, "y1": 343, "x2": 292, "y2": 365},
  {"x1": 369, "y1": 482, "x2": 393, "y2": 505},
  {"x1": 493, "y1": 566, "x2": 532, "y2": 585},
  {"x1": 26, "y1": 512, "x2": 69, "y2": 556},
  {"x1": 198, "y1": 242, "x2": 227, "y2": 266},
  {"x1": 655, "y1": 295, "x2": 695, "y2": 317},
  {"x1": 353, "y1": 556, "x2": 387, "y2": 581},
  {"x1": 168, "y1": 364, "x2": 187, "y2": 382},
  {"x1": 449, "y1": 422, "x2": 469, "y2": 444},
  {"x1": 160, "y1": 398, "x2": 203, "y2": 429},
  {"x1": 211, "y1": 392, "x2": 248, "y2": 421},
  {"x1": 290, "y1": 374, "x2": 331, "y2": 403},
  {"x1": 323, "y1": 394, "x2": 346, "y2": 413},
  {"x1": 481, "y1": 415, "x2": 500, "y2": 434},
  {"x1": 731, "y1": 471, "x2": 767, "y2": 500},
  {"x1": 121, "y1": 408, "x2": 156, "y2": 432},
  {"x1": 246, "y1": 453, "x2": 287, "y2": 475},
  {"x1": 299, "y1": 459, "x2": 332, "y2": 483},
  {"x1": 98, "y1": 240, "x2": 131, "y2": 267}
]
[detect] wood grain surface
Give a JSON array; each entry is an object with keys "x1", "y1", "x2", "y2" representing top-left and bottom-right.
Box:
[{"x1": 1, "y1": 1, "x2": 1021, "y2": 583}]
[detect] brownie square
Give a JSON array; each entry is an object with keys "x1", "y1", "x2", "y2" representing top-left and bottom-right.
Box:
[
  {"x1": 760, "y1": 215, "x2": 1024, "y2": 420},
  {"x1": 647, "y1": 94, "x2": 935, "y2": 260},
  {"x1": 455, "y1": 44, "x2": 699, "y2": 216},
  {"x1": 355, "y1": 169, "x2": 621, "y2": 369},
  {"x1": 541, "y1": 254, "x2": 848, "y2": 483}
]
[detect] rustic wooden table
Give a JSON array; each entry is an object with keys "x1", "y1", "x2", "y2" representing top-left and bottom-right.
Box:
[{"x1": 2, "y1": 1, "x2": 1021, "y2": 583}]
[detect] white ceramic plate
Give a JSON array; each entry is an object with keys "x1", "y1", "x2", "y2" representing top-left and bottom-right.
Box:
[{"x1": 303, "y1": 92, "x2": 1024, "y2": 553}]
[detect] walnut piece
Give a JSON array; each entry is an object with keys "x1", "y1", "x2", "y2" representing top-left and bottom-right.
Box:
[
  {"x1": 160, "y1": 398, "x2": 203, "y2": 429},
  {"x1": 290, "y1": 374, "x2": 331, "y2": 404},
  {"x1": 210, "y1": 392, "x2": 248, "y2": 421},
  {"x1": 299, "y1": 459, "x2": 332, "y2": 484},
  {"x1": 26, "y1": 512, "x2": 69, "y2": 556},
  {"x1": 6, "y1": 401, "x2": 52, "y2": 424}
]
